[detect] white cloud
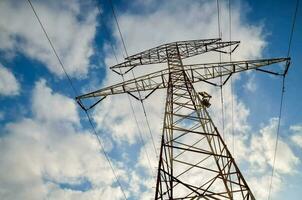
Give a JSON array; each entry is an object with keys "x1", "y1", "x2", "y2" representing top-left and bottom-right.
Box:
[
  {"x1": 0, "y1": 112, "x2": 4, "y2": 120},
  {"x1": 110, "y1": 0, "x2": 265, "y2": 61},
  {"x1": 0, "y1": 79, "x2": 129, "y2": 200},
  {"x1": 291, "y1": 134, "x2": 302, "y2": 148},
  {"x1": 244, "y1": 73, "x2": 257, "y2": 92},
  {"x1": 249, "y1": 118, "x2": 299, "y2": 175},
  {"x1": 0, "y1": 0, "x2": 98, "y2": 78},
  {"x1": 290, "y1": 125, "x2": 302, "y2": 148},
  {"x1": 32, "y1": 79, "x2": 79, "y2": 123},
  {"x1": 0, "y1": 64, "x2": 20, "y2": 96},
  {"x1": 249, "y1": 173, "x2": 282, "y2": 200}
]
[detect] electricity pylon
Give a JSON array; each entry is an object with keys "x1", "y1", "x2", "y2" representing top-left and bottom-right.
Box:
[{"x1": 76, "y1": 38, "x2": 290, "y2": 200}]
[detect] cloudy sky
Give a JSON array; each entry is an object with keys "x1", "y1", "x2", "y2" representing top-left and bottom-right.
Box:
[{"x1": 0, "y1": 0, "x2": 301, "y2": 199}]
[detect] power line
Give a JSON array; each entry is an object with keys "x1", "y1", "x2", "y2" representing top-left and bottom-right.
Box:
[
  {"x1": 26, "y1": 0, "x2": 128, "y2": 199},
  {"x1": 227, "y1": 1, "x2": 234, "y2": 196},
  {"x1": 109, "y1": 0, "x2": 129, "y2": 57},
  {"x1": 108, "y1": 0, "x2": 159, "y2": 160},
  {"x1": 96, "y1": 3, "x2": 156, "y2": 180},
  {"x1": 139, "y1": 98, "x2": 159, "y2": 157},
  {"x1": 286, "y1": 0, "x2": 300, "y2": 58},
  {"x1": 216, "y1": 0, "x2": 225, "y2": 140},
  {"x1": 228, "y1": 0, "x2": 235, "y2": 155},
  {"x1": 26, "y1": 0, "x2": 78, "y2": 97},
  {"x1": 216, "y1": 0, "x2": 222, "y2": 39},
  {"x1": 99, "y1": 12, "x2": 156, "y2": 177},
  {"x1": 267, "y1": 76, "x2": 285, "y2": 200},
  {"x1": 127, "y1": 94, "x2": 156, "y2": 176},
  {"x1": 84, "y1": 109, "x2": 128, "y2": 200},
  {"x1": 216, "y1": 4, "x2": 235, "y2": 197},
  {"x1": 267, "y1": 0, "x2": 299, "y2": 199}
]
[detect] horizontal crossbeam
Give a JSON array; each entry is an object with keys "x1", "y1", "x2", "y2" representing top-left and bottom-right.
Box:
[
  {"x1": 110, "y1": 38, "x2": 240, "y2": 75},
  {"x1": 76, "y1": 58, "x2": 290, "y2": 100}
]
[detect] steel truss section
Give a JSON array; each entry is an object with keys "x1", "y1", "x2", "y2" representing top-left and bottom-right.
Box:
[
  {"x1": 110, "y1": 38, "x2": 240, "y2": 75},
  {"x1": 76, "y1": 58, "x2": 289, "y2": 100},
  {"x1": 75, "y1": 38, "x2": 290, "y2": 200}
]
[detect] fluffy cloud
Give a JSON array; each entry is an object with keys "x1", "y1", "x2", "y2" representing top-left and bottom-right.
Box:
[
  {"x1": 0, "y1": 64, "x2": 20, "y2": 96},
  {"x1": 249, "y1": 118, "x2": 299, "y2": 174},
  {"x1": 32, "y1": 79, "x2": 79, "y2": 123},
  {"x1": 248, "y1": 173, "x2": 282, "y2": 200},
  {"x1": 290, "y1": 125, "x2": 302, "y2": 148},
  {"x1": 244, "y1": 73, "x2": 257, "y2": 92},
  {"x1": 0, "y1": 0, "x2": 98, "y2": 78},
  {"x1": 0, "y1": 79, "x2": 129, "y2": 200},
  {"x1": 109, "y1": 0, "x2": 265, "y2": 61},
  {"x1": 244, "y1": 118, "x2": 299, "y2": 199}
]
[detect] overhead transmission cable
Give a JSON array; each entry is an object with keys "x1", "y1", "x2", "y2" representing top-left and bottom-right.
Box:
[
  {"x1": 108, "y1": 0, "x2": 159, "y2": 178},
  {"x1": 216, "y1": 0, "x2": 226, "y2": 140},
  {"x1": 108, "y1": 0, "x2": 158, "y2": 158},
  {"x1": 108, "y1": 0, "x2": 158, "y2": 159},
  {"x1": 228, "y1": 0, "x2": 235, "y2": 155},
  {"x1": 26, "y1": 0, "x2": 78, "y2": 97},
  {"x1": 96, "y1": 5, "x2": 156, "y2": 181},
  {"x1": 216, "y1": 3, "x2": 234, "y2": 196},
  {"x1": 267, "y1": 0, "x2": 299, "y2": 199},
  {"x1": 26, "y1": 0, "x2": 128, "y2": 199}
]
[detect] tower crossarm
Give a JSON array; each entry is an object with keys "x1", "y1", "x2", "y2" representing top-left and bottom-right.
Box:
[
  {"x1": 184, "y1": 57, "x2": 289, "y2": 82},
  {"x1": 110, "y1": 39, "x2": 240, "y2": 75},
  {"x1": 75, "y1": 57, "x2": 289, "y2": 100}
]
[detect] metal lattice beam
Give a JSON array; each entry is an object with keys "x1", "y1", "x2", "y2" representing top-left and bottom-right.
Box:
[
  {"x1": 110, "y1": 38, "x2": 240, "y2": 75},
  {"x1": 76, "y1": 58, "x2": 289, "y2": 100}
]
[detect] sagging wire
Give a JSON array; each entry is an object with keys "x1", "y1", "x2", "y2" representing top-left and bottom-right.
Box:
[
  {"x1": 26, "y1": 0, "x2": 128, "y2": 199},
  {"x1": 267, "y1": 0, "x2": 299, "y2": 199},
  {"x1": 216, "y1": 0, "x2": 226, "y2": 140},
  {"x1": 108, "y1": 0, "x2": 158, "y2": 180},
  {"x1": 228, "y1": 0, "x2": 235, "y2": 156}
]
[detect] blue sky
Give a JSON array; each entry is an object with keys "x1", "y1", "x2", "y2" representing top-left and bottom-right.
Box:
[{"x1": 0, "y1": 0, "x2": 301, "y2": 199}]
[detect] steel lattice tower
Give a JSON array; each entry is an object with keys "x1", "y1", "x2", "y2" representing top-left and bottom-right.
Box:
[{"x1": 76, "y1": 38, "x2": 290, "y2": 200}]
